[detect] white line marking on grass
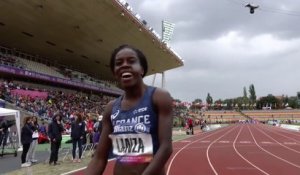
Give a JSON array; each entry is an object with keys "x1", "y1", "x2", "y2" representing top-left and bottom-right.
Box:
[
  {"x1": 179, "y1": 140, "x2": 192, "y2": 143},
  {"x1": 60, "y1": 158, "x2": 115, "y2": 175}
]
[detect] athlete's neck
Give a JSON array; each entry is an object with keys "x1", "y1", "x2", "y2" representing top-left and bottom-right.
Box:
[{"x1": 124, "y1": 83, "x2": 147, "y2": 100}]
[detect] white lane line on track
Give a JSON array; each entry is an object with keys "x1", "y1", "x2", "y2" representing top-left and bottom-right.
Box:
[
  {"x1": 239, "y1": 141, "x2": 251, "y2": 144},
  {"x1": 200, "y1": 140, "x2": 211, "y2": 143},
  {"x1": 254, "y1": 127, "x2": 300, "y2": 154},
  {"x1": 166, "y1": 126, "x2": 233, "y2": 175},
  {"x1": 206, "y1": 126, "x2": 239, "y2": 175},
  {"x1": 233, "y1": 126, "x2": 269, "y2": 175},
  {"x1": 248, "y1": 125, "x2": 300, "y2": 169},
  {"x1": 218, "y1": 141, "x2": 230, "y2": 143},
  {"x1": 266, "y1": 125, "x2": 300, "y2": 137},
  {"x1": 227, "y1": 166, "x2": 257, "y2": 170},
  {"x1": 284, "y1": 142, "x2": 297, "y2": 145},
  {"x1": 259, "y1": 125, "x2": 300, "y2": 144}
]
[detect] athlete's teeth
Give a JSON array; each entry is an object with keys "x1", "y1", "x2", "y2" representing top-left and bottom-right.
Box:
[{"x1": 122, "y1": 72, "x2": 132, "y2": 77}]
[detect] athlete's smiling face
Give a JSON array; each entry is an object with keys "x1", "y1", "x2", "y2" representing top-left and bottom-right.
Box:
[{"x1": 114, "y1": 47, "x2": 144, "y2": 88}]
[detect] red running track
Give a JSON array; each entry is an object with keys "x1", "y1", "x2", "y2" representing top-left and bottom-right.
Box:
[{"x1": 69, "y1": 124, "x2": 300, "y2": 175}]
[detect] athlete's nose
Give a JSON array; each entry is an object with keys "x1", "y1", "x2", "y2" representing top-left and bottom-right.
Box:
[{"x1": 120, "y1": 59, "x2": 131, "y2": 68}]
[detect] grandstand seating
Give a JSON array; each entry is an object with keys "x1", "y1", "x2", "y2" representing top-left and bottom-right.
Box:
[
  {"x1": 0, "y1": 79, "x2": 114, "y2": 121},
  {"x1": 242, "y1": 110, "x2": 300, "y2": 121},
  {"x1": 18, "y1": 58, "x2": 67, "y2": 79},
  {"x1": 0, "y1": 53, "x2": 25, "y2": 69},
  {"x1": 202, "y1": 110, "x2": 247, "y2": 123},
  {"x1": 0, "y1": 49, "x2": 121, "y2": 92}
]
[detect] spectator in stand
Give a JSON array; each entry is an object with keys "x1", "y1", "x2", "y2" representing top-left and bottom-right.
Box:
[
  {"x1": 48, "y1": 113, "x2": 64, "y2": 165},
  {"x1": 0, "y1": 79, "x2": 114, "y2": 121},
  {"x1": 71, "y1": 113, "x2": 85, "y2": 163},
  {"x1": 64, "y1": 121, "x2": 71, "y2": 134},
  {"x1": 38, "y1": 121, "x2": 49, "y2": 144},
  {"x1": 39, "y1": 121, "x2": 47, "y2": 135},
  {"x1": 27, "y1": 116, "x2": 39, "y2": 163},
  {"x1": 21, "y1": 116, "x2": 33, "y2": 168}
]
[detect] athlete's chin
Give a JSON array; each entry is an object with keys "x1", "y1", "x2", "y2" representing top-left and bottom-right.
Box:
[{"x1": 120, "y1": 82, "x2": 136, "y2": 89}]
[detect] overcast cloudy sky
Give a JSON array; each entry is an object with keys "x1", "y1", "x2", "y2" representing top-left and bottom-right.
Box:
[{"x1": 125, "y1": 0, "x2": 300, "y2": 103}]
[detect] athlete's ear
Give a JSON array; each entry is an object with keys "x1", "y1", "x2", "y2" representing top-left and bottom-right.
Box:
[{"x1": 140, "y1": 69, "x2": 144, "y2": 77}]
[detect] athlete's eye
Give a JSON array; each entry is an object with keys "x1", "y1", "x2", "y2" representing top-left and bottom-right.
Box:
[
  {"x1": 115, "y1": 60, "x2": 123, "y2": 67},
  {"x1": 128, "y1": 58, "x2": 138, "y2": 64}
]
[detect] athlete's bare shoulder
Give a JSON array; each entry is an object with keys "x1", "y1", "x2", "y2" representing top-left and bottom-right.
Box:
[
  {"x1": 152, "y1": 87, "x2": 172, "y2": 115},
  {"x1": 102, "y1": 99, "x2": 117, "y2": 119},
  {"x1": 152, "y1": 87, "x2": 172, "y2": 103}
]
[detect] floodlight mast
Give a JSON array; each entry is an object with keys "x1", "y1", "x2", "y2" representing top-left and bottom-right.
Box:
[{"x1": 151, "y1": 20, "x2": 175, "y2": 88}]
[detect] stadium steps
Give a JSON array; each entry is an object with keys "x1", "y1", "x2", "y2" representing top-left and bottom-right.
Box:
[{"x1": 237, "y1": 110, "x2": 253, "y2": 120}]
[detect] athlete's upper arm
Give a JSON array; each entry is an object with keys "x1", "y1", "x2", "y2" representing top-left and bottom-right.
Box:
[
  {"x1": 96, "y1": 100, "x2": 114, "y2": 158},
  {"x1": 86, "y1": 100, "x2": 114, "y2": 175},
  {"x1": 153, "y1": 88, "x2": 173, "y2": 144}
]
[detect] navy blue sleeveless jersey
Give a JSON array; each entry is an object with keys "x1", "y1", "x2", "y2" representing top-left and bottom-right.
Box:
[{"x1": 109, "y1": 86, "x2": 159, "y2": 163}]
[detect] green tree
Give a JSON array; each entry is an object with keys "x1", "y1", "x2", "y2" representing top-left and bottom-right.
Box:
[
  {"x1": 243, "y1": 86, "x2": 247, "y2": 98},
  {"x1": 288, "y1": 96, "x2": 299, "y2": 109},
  {"x1": 190, "y1": 98, "x2": 202, "y2": 112},
  {"x1": 234, "y1": 96, "x2": 244, "y2": 108},
  {"x1": 257, "y1": 94, "x2": 279, "y2": 109},
  {"x1": 223, "y1": 99, "x2": 234, "y2": 110},
  {"x1": 214, "y1": 99, "x2": 223, "y2": 110},
  {"x1": 172, "y1": 99, "x2": 188, "y2": 125},
  {"x1": 249, "y1": 84, "x2": 257, "y2": 104},
  {"x1": 192, "y1": 98, "x2": 202, "y2": 104},
  {"x1": 243, "y1": 86, "x2": 249, "y2": 108}
]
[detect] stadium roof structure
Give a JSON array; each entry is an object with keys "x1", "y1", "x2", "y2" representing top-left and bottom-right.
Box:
[{"x1": 0, "y1": 0, "x2": 183, "y2": 81}]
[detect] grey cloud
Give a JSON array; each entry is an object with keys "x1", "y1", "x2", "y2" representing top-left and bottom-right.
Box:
[{"x1": 128, "y1": 0, "x2": 300, "y2": 102}]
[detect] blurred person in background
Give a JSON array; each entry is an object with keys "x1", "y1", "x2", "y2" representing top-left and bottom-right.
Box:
[
  {"x1": 187, "y1": 117, "x2": 194, "y2": 135},
  {"x1": 27, "y1": 116, "x2": 39, "y2": 163},
  {"x1": 71, "y1": 113, "x2": 85, "y2": 163},
  {"x1": 86, "y1": 115, "x2": 94, "y2": 144},
  {"x1": 21, "y1": 116, "x2": 33, "y2": 168},
  {"x1": 48, "y1": 113, "x2": 64, "y2": 165}
]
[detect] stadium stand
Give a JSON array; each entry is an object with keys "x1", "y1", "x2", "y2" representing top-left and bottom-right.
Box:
[
  {"x1": 0, "y1": 0, "x2": 184, "y2": 173},
  {"x1": 17, "y1": 58, "x2": 66, "y2": 79},
  {"x1": 0, "y1": 79, "x2": 113, "y2": 122},
  {"x1": 202, "y1": 110, "x2": 248, "y2": 123},
  {"x1": 0, "y1": 45, "x2": 121, "y2": 93},
  {"x1": 241, "y1": 110, "x2": 300, "y2": 122}
]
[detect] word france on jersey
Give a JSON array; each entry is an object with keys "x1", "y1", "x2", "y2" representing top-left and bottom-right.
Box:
[{"x1": 109, "y1": 107, "x2": 154, "y2": 163}]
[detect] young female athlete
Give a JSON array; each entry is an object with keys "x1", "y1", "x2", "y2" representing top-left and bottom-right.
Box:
[{"x1": 86, "y1": 45, "x2": 173, "y2": 175}]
